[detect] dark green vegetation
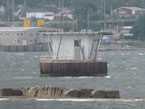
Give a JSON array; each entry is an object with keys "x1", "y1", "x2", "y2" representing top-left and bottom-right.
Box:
[{"x1": 130, "y1": 15, "x2": 145, "y2": 41}]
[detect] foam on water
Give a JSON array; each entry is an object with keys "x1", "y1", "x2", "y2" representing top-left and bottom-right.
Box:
[
  {"x1": 21, "y1": 69, "x2": 24, "y2": 71},
  {"x1": 14, "y1": 53, "x2": 24, "y2": 56},
  {"x1": 133, "y1": 72, "x2": 136, "y2": 75},
  {"x1": 105, "y1": 76, "x2": 111, "y2": 79},
  {"x1": 126, "y1": 68, "x2": 129, "y2": 70},
  {"x1": 123, "y1": 61, "x2": 127, "y2": 64},
  {"x1": 13, "y1": 77, "x2": 32, "y2": 79},
  {"x1": 138, "y1": 53, "x2": 144, "y2": 56},
  {"x1": 0, "y1": 98, "x2": 10, "y2": 101},
  {"x1": 127, "y1": 86, "x2": 132, "y2": 89},
  {"x1": 131, "y1": 67, "x2": 137, "y2": 70},
  {"x1": 36, "y1": 99, "x2": 97, "y2": 102},
  {"x1": 58, "y1": 76, "x2": 94, "y2": 79},
  {"x1": 77, "y1": 76, "x2": 94, "y2": 79},
  {"x1": 35, "y1": 98, "x2": 145, "y2": 102}
]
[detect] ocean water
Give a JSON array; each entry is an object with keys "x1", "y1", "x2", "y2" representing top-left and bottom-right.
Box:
[{"x1": 0, "y1": 51, "x2": 145, "y2": 109}]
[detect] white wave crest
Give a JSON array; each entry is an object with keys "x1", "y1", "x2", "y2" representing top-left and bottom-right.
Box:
[
  {"x1": 14, "y1": 53, "x2": 24, "y2": 56},
  {"x1": 36, "y1": 99, "x2": 102, "y2": 102},
  {"x1": 35, "y1": 98, "x2": 145, "y2": 102},
  {"x1": 0, "y1": 98, "x2": 10, "y2": 101},
  {"x1": 138, "y1": 53, "x2": 144, "y2": 56},
  {"x1": 59, "y1": 76, "x2": 94, "y2": 79},
  {"x1": 105, "y1": 76, "x2": 111, "y2": 78},
  {"x1": 14, "y1": 77, "x2": 32, "y2": 79},
  {"x1": 78, "y1": 76, "x2": 94, "y2": 79},
  {"x1": 131, "y1": 67, "x2": 137, "y2": 70}
]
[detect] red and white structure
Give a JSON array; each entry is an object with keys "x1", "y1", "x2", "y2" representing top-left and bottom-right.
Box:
[{"x1": 113, "y1": 7, "x2": 145, "y2": 16}]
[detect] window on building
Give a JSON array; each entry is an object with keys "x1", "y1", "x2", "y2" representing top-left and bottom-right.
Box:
[
  {"x1": 20, "y1": 32, "x2": 24, "y2": 36},
  {"x1": 74, "y1": 39, "x2": 81, "y2": 47},
  {"x1": 6, "y1": 33, "x2": 10, "y2": 37},
  {"x1": 16, "y1": 32, "x2": 19, "y2": 36},
  {"x1": 0, "y1": 33, "x2": 2, "y2": 37},
  {"x1": 13, "y1": 40, "x2": 17, "y2": 43}
]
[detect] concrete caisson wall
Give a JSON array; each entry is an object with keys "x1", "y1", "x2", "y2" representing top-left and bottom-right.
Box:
[{"x1": 40, "y1": 61, "x2": 107, "y2": 77}]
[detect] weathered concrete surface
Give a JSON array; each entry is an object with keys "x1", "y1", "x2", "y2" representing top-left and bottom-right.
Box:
[
  {"x1": 105, "y1": 91, "x2": 120, "y2": 98},
  {"x1": 28, "y1": 87, "x2": 39, "y2": 97},
  {"x1": 40, "y1": 61, "x2": 107, "y2": 77},
  {"x1": 91, "y1": 90, "x2": 106, "y2": 98},
  {"x1": 64, "y1": 89, "x2": 79, "y2": 98},
  {"x1": 0, "y1": 89, "x2": 13, "y2": 96},
  {"x1": 0, "y1": 86, "x2": 120, "y2": 99},
  {"x1": 12, "y1": 89, "x2": 23, "y2": 96}
]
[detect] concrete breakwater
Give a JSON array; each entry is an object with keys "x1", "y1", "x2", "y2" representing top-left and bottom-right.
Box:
[{"x1": 0, "y1": 86, "x2": 120, "y2": 99}]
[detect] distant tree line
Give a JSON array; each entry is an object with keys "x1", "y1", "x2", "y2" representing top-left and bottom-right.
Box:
[
  {"x1": 1, "y1": 0, "x2": 145, "y2": 32},
  {"x1": 130, "y1": 15, "x2": 145, "y2": 41}
]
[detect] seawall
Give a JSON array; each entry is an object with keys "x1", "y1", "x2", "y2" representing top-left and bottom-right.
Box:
[
  {"x1": 0, "y1": 44, "x2": 48, "y2": 52},
  {"x1": 0, "y1": 86, "x2": 120, "y2": 99}
]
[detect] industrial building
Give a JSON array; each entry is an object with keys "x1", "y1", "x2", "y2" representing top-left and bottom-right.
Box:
[{"x1": 0, "y1": 27, "x2": 62, "y2": 45}]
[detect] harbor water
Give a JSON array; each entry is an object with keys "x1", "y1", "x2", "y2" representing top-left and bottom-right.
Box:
[{"x1": 0, "y1": 51, "x2": 145, "y2": 108}]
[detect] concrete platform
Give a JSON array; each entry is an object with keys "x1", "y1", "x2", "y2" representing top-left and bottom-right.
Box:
[{"x1": 40, "y1": 60, "x2": 107, "y2": 77}]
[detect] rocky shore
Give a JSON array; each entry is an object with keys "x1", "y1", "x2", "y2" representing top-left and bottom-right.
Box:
[{"x1": 0, "y1": 86, "x2": 120, "y2": 99}]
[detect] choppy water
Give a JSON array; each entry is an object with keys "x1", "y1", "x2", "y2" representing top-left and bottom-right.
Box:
[{"x1": 0, "y1": 51, "x2": 145, "y2": 109}]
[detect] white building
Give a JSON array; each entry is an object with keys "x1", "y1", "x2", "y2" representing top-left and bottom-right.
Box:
[
  {"x1": 26, "y1": 9, "x2": 55, "y2": 20},
  {"x1": 0, "y1": 27, "x2": 62, "y2": 45},
  {"x1": 42, "y1": 32, "x2": 105, "y2": 60}
]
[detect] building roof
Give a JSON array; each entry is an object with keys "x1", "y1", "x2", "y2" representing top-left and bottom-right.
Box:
[
  {"x1": 27, "y1": 8, "x2": 54, "y2": 13},
  {"x1": 0, "y1": 27, "x2": 63, "y2": 32},
  {"x1": 116, "y1": 7, "x2": 145, "y2": 11},
  {"x1": 0, "y1": 27, "x2": 43, "y2": 32}
]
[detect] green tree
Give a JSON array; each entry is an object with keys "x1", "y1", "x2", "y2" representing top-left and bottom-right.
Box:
[{"x1": 130, "y1": 15, "x2": 145, "y2": 41}]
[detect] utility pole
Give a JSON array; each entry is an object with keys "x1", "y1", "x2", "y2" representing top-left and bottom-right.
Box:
[
  {"x1": 101, "y1": 0, "x2": 103, "y2": 13},
  {"x1": 76, "y1": 16, "x2": 77, "y2": 32},
  {"x1": 122, "y1": 19, "x2": 124, "y2": 48},
  {"x1": 7, "y1": 1, "x2": 10, "y2": 21},
  {"x1": 62, "y1": 0, "x2": 64, "y2": 24},
  {"x1": 111, "y1": 5, "x2": 113, "y2": 32},
  {"x1": 24, "y1": 0, "x2": 26, "y2": 14},
  {"x1": 59, "y1": 0, "x2": 61, "y2": 21},
  {"x1": 12, "y1": 0, "x2": 14, "y2": 26},
  {"x1": 87, "y1": 7, "x2": 90, "y2": 30},
  {"x1": 103, "y1": 0, "x2": 106, "y2": 31}
]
